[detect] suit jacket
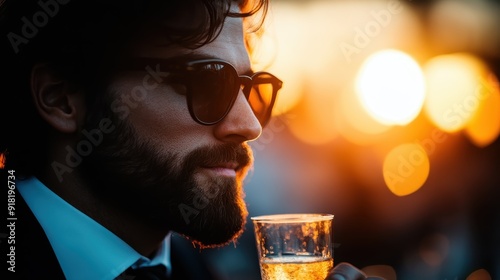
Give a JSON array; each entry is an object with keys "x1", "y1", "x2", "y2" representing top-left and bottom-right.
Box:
[{"x1": 9, "y1": 193, "x2": 220, "y2": 280}]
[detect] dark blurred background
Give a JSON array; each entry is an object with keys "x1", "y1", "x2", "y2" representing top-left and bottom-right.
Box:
[{"x1": 175, "y1": 0, "x2": 500, "y2": 279}]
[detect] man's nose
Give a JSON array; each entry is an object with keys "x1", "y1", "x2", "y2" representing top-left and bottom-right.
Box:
[{"x1": 213, "y1": 90, "x2": 262, "y2": 143}]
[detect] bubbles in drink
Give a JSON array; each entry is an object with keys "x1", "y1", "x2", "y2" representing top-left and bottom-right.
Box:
[{"x1": 260, "y1": 255, "x2": 333, "y2": 280}]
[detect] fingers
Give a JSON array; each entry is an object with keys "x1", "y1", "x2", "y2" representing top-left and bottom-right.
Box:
[
  {"x1": 325, "y1": 262, "x2": 387, "y2": 280},
  {"x1": 325, "y1": 262, "x2": 367, "y2": 280}
]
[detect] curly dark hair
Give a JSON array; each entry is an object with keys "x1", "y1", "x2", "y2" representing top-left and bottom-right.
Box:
[{"x1": 0, "y1": 0, "x2": 269, "y2": 176}]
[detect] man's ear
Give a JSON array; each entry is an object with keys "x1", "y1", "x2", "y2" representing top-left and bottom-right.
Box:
[{"x1": 30, "y1": 63, "x2": 86, "y2": 133}]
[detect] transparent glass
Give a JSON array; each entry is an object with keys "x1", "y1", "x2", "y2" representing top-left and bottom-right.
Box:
[{"x1": 251, "y1": 213, "x2": 334, "y2": 280}]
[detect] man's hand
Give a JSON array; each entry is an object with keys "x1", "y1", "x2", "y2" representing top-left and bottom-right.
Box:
[{"x1": 325, "y1": 262, "x2": 386, "y2": 280}]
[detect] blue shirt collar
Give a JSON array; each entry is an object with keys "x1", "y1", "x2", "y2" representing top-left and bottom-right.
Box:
[{"x1": 18, "y1": 177, "x2": 171, "y2": 280}]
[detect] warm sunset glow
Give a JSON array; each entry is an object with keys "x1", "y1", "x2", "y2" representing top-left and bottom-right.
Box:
[
  {"x1": 288, "y1": 104, "x2": 338, "y2": 146},
  {"x1": 336, "y1": 85, "x2": 391, "y2": 145},
  {"x1": 252, "y1": 0, "x2": 425, "y2": 146},
  {"x1": 383, "y1": 143, "x2": 430, "y2": 196},
  {"x1": 250, "y1": 4, "x2": 306, "y2": 116},
  {"x1": 423, "y1": 53, "x2": 488, "y2": 132},
  {"x1": 465, "y1": 74, "x2": 500, "y2": 147},
  {"x1": 355, "y1": 49, "x2": 426, "y2": 126},
  {"x1": 287, "y1": 85, "x2": 338, "y2": 145}
]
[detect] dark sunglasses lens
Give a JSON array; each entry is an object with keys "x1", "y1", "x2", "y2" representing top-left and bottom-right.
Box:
[
  {"x1": 190, "y1": 62, "x2": 238, "y2": 124},
  {"x1": 248, "y1": 73, "x2": 277, "y2": 126}
]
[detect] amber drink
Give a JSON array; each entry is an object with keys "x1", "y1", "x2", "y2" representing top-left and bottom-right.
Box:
[{"x1": 252, "y1": 214, "x2": 334, "y2": 280}]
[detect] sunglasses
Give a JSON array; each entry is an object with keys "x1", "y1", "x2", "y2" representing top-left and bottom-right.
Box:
[{"x1": 127, "y1": 58, "x2": 283, "y2": 127}]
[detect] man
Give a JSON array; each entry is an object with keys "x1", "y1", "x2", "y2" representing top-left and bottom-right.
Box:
[{"x1": 0, "y1": 0, "x2": 371, "y2": 279}]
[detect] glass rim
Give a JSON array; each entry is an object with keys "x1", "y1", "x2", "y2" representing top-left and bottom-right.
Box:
[{"x1": 251, "y1": 213, "x2": 334, "y2": 223}]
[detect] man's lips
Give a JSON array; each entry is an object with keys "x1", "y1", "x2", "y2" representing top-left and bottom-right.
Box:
[{"x1": 201, "y1": 162, "x2": 239, "y2": 177}]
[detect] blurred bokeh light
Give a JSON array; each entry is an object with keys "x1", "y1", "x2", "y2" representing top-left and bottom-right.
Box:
[
  {"x1": 356, "y1": 49, "x2": 426, "y2": 126},
  {"x1": 423, "y1": 53, "x2": 491, "y2": 132},
  {"x1": 382, "y1": 143, "x2": 430, "y2": 196},
  {"x1": 465, "y1": 73, "x2": 500, "y2": 147}
]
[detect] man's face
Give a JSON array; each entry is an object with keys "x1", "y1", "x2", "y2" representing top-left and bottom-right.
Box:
[{"x1": 80, "y1": 5, "x2": 262, "y2": 248}]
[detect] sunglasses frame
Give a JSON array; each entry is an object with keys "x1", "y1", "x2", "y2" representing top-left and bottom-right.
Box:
[{"x1": 125, "y1": 57, "x2": 283, "y2": 127}]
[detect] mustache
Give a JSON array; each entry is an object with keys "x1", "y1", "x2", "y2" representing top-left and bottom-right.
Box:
[{"x1": 183, "y1": 143, "x2": 253, "y2": 173}]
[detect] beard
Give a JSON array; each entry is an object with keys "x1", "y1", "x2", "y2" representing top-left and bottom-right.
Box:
[{"x1": 78, "y1": 112, "x2": 253, "y2": 249}]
